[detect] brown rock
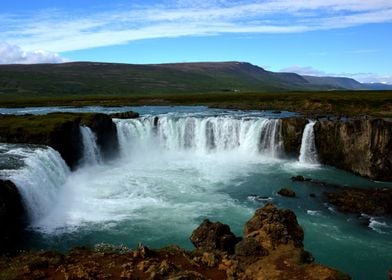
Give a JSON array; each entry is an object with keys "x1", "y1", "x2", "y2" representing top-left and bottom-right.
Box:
[
  {"x1": 190, "y1": 219, "x2": 240, "y2": 253},
  {"x1": 244, "y1": 203, "x2": 304, "y2": 250},
  {"x1": 278, "y1": 188, "x2": 296, "y2": 198},
  {"x1": 234, "y1": 238, "x2": 268, "y2": 257},
  {"x1": 325, "y1": 187, "x2": 392, "y2": 216},
  {"x1": 281, "y1": 117, "x2": 308, "y2": 156},
  {"x1": 314, "y1": 118, "x2": 392, "y2": 180}
]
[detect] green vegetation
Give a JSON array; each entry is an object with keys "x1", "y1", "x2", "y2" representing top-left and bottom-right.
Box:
[
  {"x1": 0, "y1": 91, "x2": 391, "y2": 117},
  {"x1": 0, "y1": 62, "x2": 391, "y2": 117},
  {"x1": 0, "y1": 113, "x2": 96, "y2": 136}
]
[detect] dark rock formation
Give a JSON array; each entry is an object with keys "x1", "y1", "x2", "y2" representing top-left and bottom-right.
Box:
[
  {"x1": 314, "y1": 118, "x2": 392, "y2": 180},
  {"x1": 325, "y1": 187, "x2": 392, "y2": 216},
  {"x1": 278, "y1": 188, "x2": 296, "y2": 197},
  {"x1": 281, "y1": 117, "x2": 308, "y2": 156},
  {"x1": 291, "y1": 175, "x2": 308, "y2": 182},
  {"x1": 190, "y1": 219, "x2": 239, "y2": 254},
  {"x1": 0, "y1": 180, "x2": 26, "y2": 253},
  {"x1": 83, "y1": 113, "x2": 119, "y2": 161},
  {"x1": 234, "y1": 237, "x2": 267, "y2": 257},
  {"x1": 109, "y1": 111, "x2": 139, "y2": 119}
]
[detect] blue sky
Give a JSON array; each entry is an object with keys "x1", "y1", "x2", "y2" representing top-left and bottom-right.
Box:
[{"x1": 1, "y1": 0, "x2": 391, "y2": 83}]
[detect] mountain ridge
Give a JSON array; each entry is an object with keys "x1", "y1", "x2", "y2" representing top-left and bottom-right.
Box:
[{"x1": 0, "y1": 61, "x2": 390, "y2": 97}]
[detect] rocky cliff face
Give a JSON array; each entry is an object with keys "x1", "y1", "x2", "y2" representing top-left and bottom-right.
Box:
[
  {"x1": 0, "y1": 113, "x2": 118, "y2": 169},
  {"x1": 0, "y1": 180, "x2": 26, "y2": 253},
  {"x1": 280, "y1": 116, "x2": 392, "y2": 180},
  {"x1": 281, "y1": 117, "x2": 308, "y2": 157},
  {"x1": 314, "y1": 118, "x2": 392, "y2": 180}
]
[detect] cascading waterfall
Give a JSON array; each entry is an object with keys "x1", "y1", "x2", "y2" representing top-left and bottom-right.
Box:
[
  {"x1": 115, "y1": 116, "x2": 283, "y2": 157},
  {"x1": 0, "y1": 145, "x2": 70, "y2": 224},
  {"x1": 299, "y1": 120, "x2": 319, "y2": 164},
  {"x1": 79, "y1": 125, "x2": 102, "y2": 166}
]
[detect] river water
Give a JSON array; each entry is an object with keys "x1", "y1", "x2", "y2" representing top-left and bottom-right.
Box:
[{"x1": 0, "y1": 106, "x2": 391, "y2": 279}]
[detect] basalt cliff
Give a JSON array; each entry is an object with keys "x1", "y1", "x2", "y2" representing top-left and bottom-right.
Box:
[{"x1": 282, "y1": 116, "x2": 392, "y2": 180}]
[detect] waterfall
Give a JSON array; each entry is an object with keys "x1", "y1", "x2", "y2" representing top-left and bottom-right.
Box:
[
  {"x1": 259, "y1": 119, "x2": 283, "y2": 157},
  {"x1": 0, "y1": 145, "x2": 70, "y2": 224},
  {"x1": 80, "y1": 125, "x2": 102, "y2": 166},
  {"x1": 115, "y1": 116, "x2": 283, "y2": 158},
  {"x1": 299, "y1": 120, "x2": 319, "y2": 164}
]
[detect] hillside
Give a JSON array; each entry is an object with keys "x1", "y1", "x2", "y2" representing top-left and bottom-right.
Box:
[{"x1": 0, "y1": 61, "x2": 373, "y2": 98}]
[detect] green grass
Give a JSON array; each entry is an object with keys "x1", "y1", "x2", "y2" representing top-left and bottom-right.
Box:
[
  {"x1": 0, "y1": 90, "x2": 390, "y2": 117},
  {"x1": 0, "y1": 113, "x2": 97, "y2": 137}
]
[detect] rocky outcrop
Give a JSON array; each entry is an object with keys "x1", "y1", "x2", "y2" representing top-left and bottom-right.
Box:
[
  {"x1": 0, "y1": 113, "x2": 118, "y2": 169},
  {"x1": 0, "y1": 180, "x2": 26, "y2": 253},
  {"x1": 190, "y1": 219, "x2": 240, "y2": 254},
  {"x1": 314, "y1": 117, "x2": 392, "y2": 180},
  {"x1": 244, "y1": 203, "x2": 304, "y2": 250},
  {"x1": 0, "y1": 204, "x2": 349, "y2": 279},
  {"x1": 325, "y1": 187, "x2": 392, "y2": 216},
  {"x1": 109, "y1": 111, "x2": 139, "y2": 119},
  {"x1": 281, "y1": 117, "x2": 308, "y2": 156},
  {"x1": 278, "y1": 188, "x2": 296, "y2": 197}
]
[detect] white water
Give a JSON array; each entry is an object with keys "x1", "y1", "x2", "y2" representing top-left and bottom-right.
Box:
[
  {"x1": 115, "y1": 116, "x2": 283, "y2": 158},
  {"x1": 79, "y1": 126, "x2": 102, "y2": 166},
  {"x1": 299, "y1": 120, "x2": 318, "y2": 164},
  {"x1": 0, "y1": 145, "x2": 70, "y2": 224}
]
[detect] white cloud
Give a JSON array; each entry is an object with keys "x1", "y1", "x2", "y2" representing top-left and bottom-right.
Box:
[
  {"x1": 0, "y1": 42, "x2": 66, "y2": 64},
  {"x1": 0, "y1": 0, "x2": 391, "y2": 53},
  {"x1": 280, "y1": 65, "x2": 392, "y2": 84}
]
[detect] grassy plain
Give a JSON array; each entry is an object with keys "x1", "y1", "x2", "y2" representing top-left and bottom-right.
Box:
[{"x1": 0, "y1": 91, "x2": 391, "y2": 117}]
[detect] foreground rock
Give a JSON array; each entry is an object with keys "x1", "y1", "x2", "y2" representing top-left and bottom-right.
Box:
[
  {"x1": 0, "y1": 113, "x2": 118, "y2": 169},
  {"x1": 325, "y1": 187, "x2": 392, "y2": 216},
  {"x1": 0, "y1": 204, "x2": 349, "y2": 279},
  {"x1": 0, "y1": 180, "x2": 26, "y2": 253}
]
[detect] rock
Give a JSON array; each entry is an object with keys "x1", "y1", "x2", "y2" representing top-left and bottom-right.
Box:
[
  {"x1": 190, "y1": 219, "x2": 240, "y2": 253},
  {"x1": 244, "y1": 203, "x2": 304, "y2": 250},
  {"x1": 281, "y1": 118, "x2": 308, "y2": 156},
  {"x1": 0, "y1": 179, "x2": 26, "y2": 253},
  {"x1": 389, "y1": 268, "x2": 392, "y2": 280},
  {"x1": 309, "y1": 193, "x2": 316, "y2": 198},
  {"x1": 234, "y1": 238, "x2": 268, "y2": 257},
  {"x1": 314, "y1": 117, "x2": 392, "y2": 180},
  {"x1": 278, "y1": 188, "x2": 296, "y2": 197},
  {"x1": 109, "y1": 111, "x2": 139, "y2": 119},
  {"x1": 325, "y1": 187, "x2": 392, "y2": 216},
  {"x1": 291, "y1": 175, "x2": 305, "y2": 182}
]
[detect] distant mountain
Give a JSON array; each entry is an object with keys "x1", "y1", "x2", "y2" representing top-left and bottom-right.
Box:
[
  {"x1": 362, "y1": 83, "x2": 392, "y2": 90},
  {"x1": 0, "y1": 61, "x2": 389, "y2": 97},
  {"x1": 302, "y1": 75, "x2": 365, "y2": 90}
]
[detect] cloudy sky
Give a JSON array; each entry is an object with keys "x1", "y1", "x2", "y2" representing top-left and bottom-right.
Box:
[{"x1": 1, "y1": 0, "x2": 391, "y2": 83}]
